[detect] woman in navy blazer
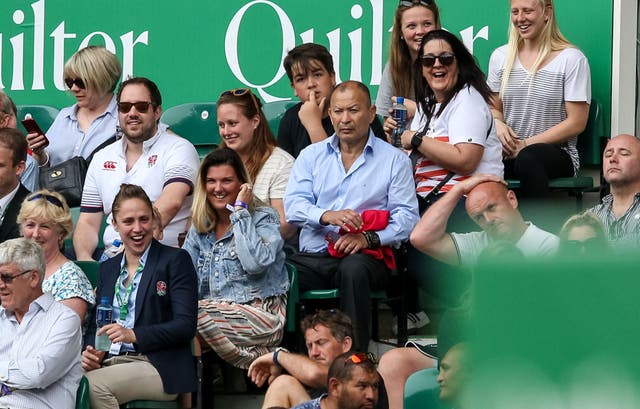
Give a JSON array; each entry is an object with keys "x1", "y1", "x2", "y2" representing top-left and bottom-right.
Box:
[{"x1": 82, "y1": 184, "x2": 198, "y2": 409}]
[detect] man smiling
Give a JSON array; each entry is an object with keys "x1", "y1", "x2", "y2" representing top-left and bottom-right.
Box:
[{"x1": 74, "y1": 77, "x2": 199, "y2": 261}]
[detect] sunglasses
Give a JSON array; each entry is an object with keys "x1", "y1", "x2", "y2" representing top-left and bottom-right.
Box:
[
  {"x1": 421, "y1": 53, "x2": 456, "y2": 68},
  {"x1": 220, "y1": 88, "x2": 261, "y2": 113},
  {"x1": 564, "y1": 238, "x2": 603, "y2": 252},
  {"x1": 0, "y1": 269, "x2": 33, "y2": 284},
  {"x1": 118, "y1": 101, "x2": 154, "y2": 114},
  {"x1": 399, "y1": 0, "x2": 433, "y2": 7},
  {"x1": 345, "y1": 352, "x2": 377, "y2": 365},
  {"x1": 64, "y1": 77, "x2": 86, "y2": 90},
  {"x1": 28, "y1": 193, "x2": 64, "y2": 208}
]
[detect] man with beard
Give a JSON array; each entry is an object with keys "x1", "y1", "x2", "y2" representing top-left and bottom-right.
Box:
[
  {"x1": 291, "y1": 351, "x2": 379, "y2": 409},
  {"x1": 74, "y1": 77, "x2": 199, "y2": 260},
  {"x1": 410, "y1": 173, "x2": 558, "y2": 267}
]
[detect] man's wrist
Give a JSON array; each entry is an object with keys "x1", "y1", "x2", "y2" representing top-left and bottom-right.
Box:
[
  {"x1": 273, "y1": 347, "x2": 289, "y2": 367},
  {"x1": 362, "y1": 231, "x2": 381, "y2": 249}
]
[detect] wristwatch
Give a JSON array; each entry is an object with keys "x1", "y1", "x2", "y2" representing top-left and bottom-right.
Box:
[
  {"x1": 273, "y1": 347, "x2": 289, "y2": 367},
  {"x1": 411, "y1": 131, "x2": 425, "y2": 150}
]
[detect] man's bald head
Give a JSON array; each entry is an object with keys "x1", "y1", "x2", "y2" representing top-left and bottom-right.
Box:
[
  {"x1": 603, "y1": 134, "x2": 640, "y2": 188},
  {"x1": 465, "y1": 181, "x2": 524, "y2": 241}
]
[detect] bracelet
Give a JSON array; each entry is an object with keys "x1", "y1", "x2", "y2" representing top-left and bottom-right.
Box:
[
  {"x1": 273, "y1": 347, "x2": 289, "y2": 367},
  {"x1": 362, "y1": 231, "x2": 381, "y2": 249},
  {"x1": 234, "y1": 200, "x2": 248, "y2": 209},
  {"x1": 0, "y1": 383, "x2": 13, "y2": 397},
  {"x1": 38, "y1": 151, "x2": 50, "y2": 168}
]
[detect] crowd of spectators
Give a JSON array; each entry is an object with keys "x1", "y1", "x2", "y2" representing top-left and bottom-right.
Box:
[{"x1": 1, "y1": 0, "x2": 638, "y2": 408}]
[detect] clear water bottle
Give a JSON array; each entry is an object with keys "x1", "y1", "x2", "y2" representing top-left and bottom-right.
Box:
[
  {"x1": 99, "y1": 239, "x2": 123, "y2": 263},
  {"x1": 95, "y1": 296, "x2": 113, "y2": 351},
  {"x1": 391, "y1": 96, "x2": 407, "y2": 148}
]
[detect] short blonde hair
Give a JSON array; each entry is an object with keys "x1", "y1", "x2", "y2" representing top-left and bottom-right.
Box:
[
  {"x1": 63, "y1": 46, "x2": 122, "y2": 97},
  {"x1": 18, "y1": 190, "x2": 73, "y2": 240}
]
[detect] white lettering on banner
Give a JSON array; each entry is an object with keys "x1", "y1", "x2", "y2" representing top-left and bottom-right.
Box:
[
  {"x1": 226, "y1": 0, "x2": 386, "y2": 100},
  {"x1": 1, "y1": 0, "x2": 149, "y2": 91},
  {"x1": 459, "y1": 26, "x2": 489, "y2": 55},
  {"x1": 225, "y1": 0, "x2": 295, "y2": 103}
]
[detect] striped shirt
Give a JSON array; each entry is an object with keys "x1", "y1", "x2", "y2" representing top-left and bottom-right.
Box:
[
  {"x1": 589, "y1": 193, "x2": 640, "y2": 250},
  {"x1": 409, "y1": 86, "x2": 503, "y2": 197},
  {"x1": 253, "y1": 147, "x2": 294, "y2": 204},
  {"x1": 488, "y1": 46, "x2": 591, "y2": 174},
  {"x1": 0, "y1": 293, "x2": 83, "y2": 409}
]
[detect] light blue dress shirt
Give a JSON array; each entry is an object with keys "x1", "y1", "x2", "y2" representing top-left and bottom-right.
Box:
[
  {"x1": 284, "y1": 132, "x2": 419, "y2": 253},
  {"x1": 0, "y1": 292, "x2": 83, "y2": 409},
  {"x1": 44, "y1": 96, "x2": 119, "y2": 167}
]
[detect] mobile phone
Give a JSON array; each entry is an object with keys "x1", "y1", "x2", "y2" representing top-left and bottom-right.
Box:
[{"x1": 21, "y1": 114, "x2": 49, "y2": 149}]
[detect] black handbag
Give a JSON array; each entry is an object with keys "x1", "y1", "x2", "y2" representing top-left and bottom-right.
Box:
[{"x1": 39, "y1": 135, "x2": 117, "y2": 207}]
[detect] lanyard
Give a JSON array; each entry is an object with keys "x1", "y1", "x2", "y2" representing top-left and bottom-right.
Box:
[{"x1": 114, "y1": 262, "x2": 144, "y2": 319}]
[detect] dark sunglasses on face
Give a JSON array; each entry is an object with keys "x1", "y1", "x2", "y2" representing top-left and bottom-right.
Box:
[
  {"x1": 0, "y1": 269, "x2": 33, "y2": 284},
  {"x1": 421, "y1": 53, "x2": 456, "y2": 68},
  {"x1": 564, "y1": 237, "x2": 603, "y2": 252},
  {"x1": 27, "y1": 193, "x2": 64, "y2": 208},
  {"x1": 118, "y1": 101, "x2": 154, "y2": 114},
  {"x1": 399, "y1": 0, "x2": 433, "y2": 7},
  {"x1": 64, "y1": 77, "x2": 86, "y2": 90},
  {"x1": 345, "y1": 352, "x2": 377, "y2": 365}
]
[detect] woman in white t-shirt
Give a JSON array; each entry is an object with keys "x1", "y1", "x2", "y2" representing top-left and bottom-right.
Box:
[{"x1": 488, "y1": 0, "x2": 591, "y2": 198}]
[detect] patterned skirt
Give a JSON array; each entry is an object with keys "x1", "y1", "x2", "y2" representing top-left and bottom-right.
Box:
[{"x1": 197, "y1": 294, "x2": 287, "y2": 369}]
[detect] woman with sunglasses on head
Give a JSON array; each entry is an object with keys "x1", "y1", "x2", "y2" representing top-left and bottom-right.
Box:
[
  {"x1": 27, "y1": 46, "x2": 122, "y2": 168},
  {"x1": 17, "y1": 189, "x2": 94, "y2": 322},
  {"x1": 217, "y1": 88, "x2": 296, "y2": 239},
  {"x1": 378, "y1": 0, "x2": 440, "y2": 124},
  {"x1": 488, "y1": 0, "x2": 590, "y2": 198},
  {"x1": 182, "y1": 148, "x2": 289, "y2": 369},
  {"x1": 82, "y1": 183, "x2": 198, "y2": 409}
]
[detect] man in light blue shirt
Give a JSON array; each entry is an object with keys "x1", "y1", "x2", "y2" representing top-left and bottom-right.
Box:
[
  {"x1": 284, "y1": 81, "x2": 419, "y2": 351},
  {"x1": 0, "y1": 238, "x2": 83, "y2": 409}
]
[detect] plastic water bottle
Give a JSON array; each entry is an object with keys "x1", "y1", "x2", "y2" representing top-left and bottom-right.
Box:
[
  {"x1": 95, "y1": 296, "x2": 113, "y2": 351},
  {"x1": 99, "y1": 239, "x2": 123, "y2": 262},
  {"x1": 390, "y1": 97, "x2": 407, "y2": 148}
]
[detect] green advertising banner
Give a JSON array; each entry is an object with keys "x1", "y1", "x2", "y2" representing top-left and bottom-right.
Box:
[{"x1": 1, "y1": 0, "x2": 612, "y2": 135}]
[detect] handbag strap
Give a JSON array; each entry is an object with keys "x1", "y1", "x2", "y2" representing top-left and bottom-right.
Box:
[{"x1": 85, "y1": 133, "x2": 118, "y2": 165}]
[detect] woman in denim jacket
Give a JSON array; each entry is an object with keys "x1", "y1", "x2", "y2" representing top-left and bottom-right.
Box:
[{"x1": 182, "y1": 148, "x2": 289, "y2": 369}]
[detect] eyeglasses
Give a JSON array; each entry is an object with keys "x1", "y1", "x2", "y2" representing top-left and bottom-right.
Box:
[
  {"x1": 0, "y1": 269, "x2": 33, "y2": 284},
  {"x1": 64, "y1": 77, "x2": 86, "y2": 90},
  {"x1": 118, "y1": 101, "x2": 154, "y2": 114},
  {"x1": 399, "y1": 0, "x2": 433, "y2": 7},
  {"x1": 27, "y1": 193, "x2": 64, "y2": 208},
  {"x1": 563, "y1": 238, "x2": 603, "y2": 253},
  {"x1": 344, "y1": 352, "x2": 377, "y2": 365},
  {"x1": 421, "y1": 53, "x2": 456, "y2": 68},
  {"x1": 220, "y1": 88, "x2": 261, "y2": 114}
]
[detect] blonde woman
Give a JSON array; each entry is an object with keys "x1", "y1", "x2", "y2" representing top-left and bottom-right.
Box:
[
  {"x1": 18, "y1": 189, "x2": 94, "y2": 321},
  {"x1": 488, "y1": 0, "x2": 591, "y2": 198},
  {"x1": 28, "y1": 45, "x2": 122, "y2": 167}
]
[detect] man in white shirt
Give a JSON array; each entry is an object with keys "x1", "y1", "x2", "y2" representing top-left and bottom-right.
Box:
[
  {"x1": 0, "y1": 238, "x2": 82, "y2": 409},
  {"x1": 74, "y1": 77, "x2": 199, "y2": 260},
  {"x1": 410, "y1": 173, "x2": 558, "y2": 267}
]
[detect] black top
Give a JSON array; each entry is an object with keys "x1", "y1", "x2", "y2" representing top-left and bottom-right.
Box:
[
  {"x1": 0, "y1": 184, "x2": 30, "y2": 243},
  {"x1": 277, "y1": 102, "x2": 387, "y2": 158}
]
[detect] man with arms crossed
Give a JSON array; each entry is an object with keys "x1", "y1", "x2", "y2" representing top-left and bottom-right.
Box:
[
  {"x1": 0, "y1": 238, "x2": 82, "y2": 409},
  {"x1": 249, "y1": 310, "x2": 388, "y2": 409}
]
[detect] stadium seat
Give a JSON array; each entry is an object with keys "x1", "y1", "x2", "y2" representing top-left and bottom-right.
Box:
[
  {"x1": 16, "y1": 104, "x2": 60, "y2": 135},
  {"x1": 403, "y1": 367, "x2": 444, "y2": 409},
  {"x1": 262, "y1": 100, "x2": 298, "y2": 136},
  {"x1": 161, "y1": 103, "x2": 220, "y2": 159},
  {"x1": 75, "y1": 376, "x2": 90, "y2": 409}
]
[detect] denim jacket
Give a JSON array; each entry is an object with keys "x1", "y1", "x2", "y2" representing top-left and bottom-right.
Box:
[{"x1": 182, "y1": 206, "x2": 289, "y2": 303}]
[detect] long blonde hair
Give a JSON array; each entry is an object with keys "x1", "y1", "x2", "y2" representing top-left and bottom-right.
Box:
[{"x1": 499, "y1": 0, "x2": 573, "y2": 97}]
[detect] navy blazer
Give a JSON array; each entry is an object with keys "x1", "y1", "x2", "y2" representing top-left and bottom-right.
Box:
[
  {"x1": 86, "y1": 239, "x2": 198, "y2": 394},
  {"x1": 0, "y1": 184, "x2": 30, "y2": 242}
]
